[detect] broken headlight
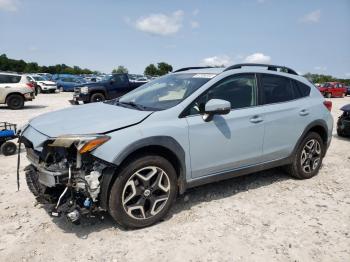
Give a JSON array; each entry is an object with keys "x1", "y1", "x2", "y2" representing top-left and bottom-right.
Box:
[{"x1": 49, "y1": 134, "x2": 110, "y2": 154}]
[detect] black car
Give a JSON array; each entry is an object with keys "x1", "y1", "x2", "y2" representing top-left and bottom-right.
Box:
[
  {"x1": 337, "y1": 104, "x2": 350, "y2": 137},
  {"x1": 71, "y1": 73, "x2": 147, "y2": 104}
]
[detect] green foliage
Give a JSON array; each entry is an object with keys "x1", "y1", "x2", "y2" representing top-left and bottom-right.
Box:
[
  {"x1": 144, "y1": 62, "x2": 173, "y2": 76},
  {"x1": 0, "y1": 54, "x2": 96, "y2": 75},
  {"x1": 303, "y1": 72, "x2": 350, "y2": 86},
  {"x1": 112, "y1": 65, "x2": 129, "y2": 74}
]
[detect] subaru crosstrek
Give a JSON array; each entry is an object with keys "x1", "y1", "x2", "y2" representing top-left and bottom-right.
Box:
[{"x1": 19, "y1": 63, "x2": 333, "y2": 228}]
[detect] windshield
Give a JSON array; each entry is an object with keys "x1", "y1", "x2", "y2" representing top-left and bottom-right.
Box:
[
  {"x1": 113, "y1": 73, "x2": 214, "y2": 111},
  {"x1": 33, "y1": 76, "x2": 46, "y2": 81}
]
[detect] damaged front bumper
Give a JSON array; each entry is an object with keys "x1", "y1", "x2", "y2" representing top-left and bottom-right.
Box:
[{"x1": 20, "y1": 126, "x2": 115, "y2": 223}]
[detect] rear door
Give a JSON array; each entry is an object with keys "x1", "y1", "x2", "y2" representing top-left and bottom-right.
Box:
[
  {"x1": 258, "y1": 74, "x2": 312, "y2": 162},
  {"x1": 0, "y1": 74, "x2": 21, "y2": 103}
]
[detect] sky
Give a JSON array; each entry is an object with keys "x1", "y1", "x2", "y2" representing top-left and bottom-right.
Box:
[{"x1": 0, "y1": 0, "x2": 349, "y2": 77}]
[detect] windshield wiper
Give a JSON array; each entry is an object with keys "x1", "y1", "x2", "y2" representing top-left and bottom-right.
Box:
[{"x1": 116, "y1": 101, "x2": 146, "y2": 110}]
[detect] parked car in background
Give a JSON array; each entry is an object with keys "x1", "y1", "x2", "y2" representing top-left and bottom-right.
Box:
[
  {"x1": 0, "y1": 72, "x2": 35, "y2": 109},
  {"x1": 21, "y1": 63, "x2": 333, "y2": 228},
  {"x1": 72, "y1": 73, "x2": 147, "y2": 103},
  {"x1": 26, "y1": 75, "x2": 57, "y2": 93},
  {"x1": 337, "y1": 104, "x2": 350, "y2": 137},
  {"x1": 346, "y1": 86, "x2": 350, "y2": 96},
  {"x1": 55, "y1": 76, "x2": 87, "y2": 92},
  {"x1": 317, "y1": 82, "x2": 347, "y2": 98},
  {"x1": 36, "y1": 73, "x2": 53, "y2": 80}
]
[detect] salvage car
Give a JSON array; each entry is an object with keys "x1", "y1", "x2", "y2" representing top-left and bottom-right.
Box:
[
  {"x1": 0, "y1": 72, "x2": 36, "y2": 109},
  {"x1": 19, "y1": 63, "x2": 333, "y2": 228},
  {"x1": 337, "y1": 104, "x2": 350, "y2": 137},
  {"x1": 72, "y1": 73, "x2": 147, "y2": 103}
]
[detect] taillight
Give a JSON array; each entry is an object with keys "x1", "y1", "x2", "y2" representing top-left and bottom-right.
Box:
[
  {"x1": 26, "y1": 82, "x2": 34, "y2": 90},
  {"x1": 323, "y1": 101, "x2": 332, "y2": 111}
]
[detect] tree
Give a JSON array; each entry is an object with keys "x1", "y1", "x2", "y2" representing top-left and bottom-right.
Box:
[
  {"x1": 157, "y1": 62, "x2": 173, "y2": 75},
  {"x1": 144, "y1": 64, "x2": 158, "y2": 76},
  {"x1": 112, "y1": 65, "x2": 128, "y2": 74},
  {"x1": 0, "y1": 53, "x2": 96, "y2": 75},
  {"x1": 144, "y1": 62, "x2": 173, "y2": 76}
]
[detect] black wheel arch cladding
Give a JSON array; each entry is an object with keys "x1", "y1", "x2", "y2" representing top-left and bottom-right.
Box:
[{"x1": 99, "y1": 136, "x2": 187, "y2": 210}]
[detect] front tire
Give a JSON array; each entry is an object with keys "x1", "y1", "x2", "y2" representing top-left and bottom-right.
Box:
[
  {"x1": 90, "y1": 93, "x2": 105, "y2": 103},
  {"x1": 7, "y1": 94, "x2": 24, "y2": 110},
  {"x1": 285, "y1": 132, "x2": 324, "y2": 179},
  {"x1": 1, "y1": 141, "x2": 17, "y2": 156},
  {"x1": 109, "y1": 155, "x2": 178, "y2": 228}
]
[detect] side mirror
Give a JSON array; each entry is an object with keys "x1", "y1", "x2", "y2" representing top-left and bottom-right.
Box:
[
  {"x1": 203, "y1": 99, "x2": 231, "y2": 122},
  {"x1": 110, "y1": 79, "x2": 115, "y2": 84}
]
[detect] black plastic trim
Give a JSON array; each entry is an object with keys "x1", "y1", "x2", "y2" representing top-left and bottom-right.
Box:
[
  {"x1": 185, "y1": 157, "x2": 292, "y2": 189},
  {"x1": 224, "y1": 63, "x2": 298, "y2": 75}
]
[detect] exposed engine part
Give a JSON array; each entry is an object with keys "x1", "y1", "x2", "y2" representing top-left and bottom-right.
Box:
[
  {"x1": 55, "y1": 165, "x2": 72, "y2": 209},
  {"x1": 85, "y1": 170, "x2": 102, "y2": 202},
  {"x1": 67, "y1": 209, "x2": 80, "y2": 223}
]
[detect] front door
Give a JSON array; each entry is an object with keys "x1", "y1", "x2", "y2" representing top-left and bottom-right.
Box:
[{"x1": 184, "y1": 74, "x2": 265, "y2": 178}]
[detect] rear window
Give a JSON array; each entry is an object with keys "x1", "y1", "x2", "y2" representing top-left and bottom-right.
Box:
[{"x1": 0, "y1": 74, "x2": 21, "y2": 84}]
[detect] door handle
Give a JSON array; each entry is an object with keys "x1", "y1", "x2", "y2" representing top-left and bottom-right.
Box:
[
  {"x1": 299, "y1": 109, "x2": 309, "y2": 116},
  {"x1": 250, "y1": 115, "x2": 263, "y2": 123}
]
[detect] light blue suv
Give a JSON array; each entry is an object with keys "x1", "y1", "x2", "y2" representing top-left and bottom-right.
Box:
[{"x1": 20, "y1": 63, "x2": 333, "y2": 228}]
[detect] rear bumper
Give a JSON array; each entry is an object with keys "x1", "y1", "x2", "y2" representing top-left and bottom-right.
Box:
[{"x1": 24, "y1": 92, "x2": 35, "y2": 101}]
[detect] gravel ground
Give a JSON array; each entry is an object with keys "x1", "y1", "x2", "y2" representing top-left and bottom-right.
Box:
[{"x1": 0, "y1": 93, "x2": 349, "y2": 262}]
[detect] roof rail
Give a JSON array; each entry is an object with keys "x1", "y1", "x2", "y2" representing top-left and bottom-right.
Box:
[
  {"x1": 224, "y1": 63, "x2": 298, "y2": 75},
  {"x1": 173, "y1": 66, "x2": 215, "y2": 73}
]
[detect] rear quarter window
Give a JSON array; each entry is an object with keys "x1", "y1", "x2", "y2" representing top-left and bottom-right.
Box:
[{"x1": 293, "y1": 80, "x2": 311, "y2": 98}]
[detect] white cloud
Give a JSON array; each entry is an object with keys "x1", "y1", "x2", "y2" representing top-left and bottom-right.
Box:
[
  {"x1": 314, "y1": 66, "x2": 327, "y2": 71},
  {"x1": 135, "y1": 10, "x2": 184, "y2": 36},
  {"x1": 192, "y1": 9, "x2": 199, "y2": 16},
  {"x1": 0, "y1": 0, "x2": 19, "y2": 12},
  {"x1": 244, "y1": 53, "x2": 271, "y2": 63},
  {"x1": 300, "y1": 9, "x2": 321, "y2": 23},
  {"x1": 345, "y1": 72, "x2": 350, "y2": 77},
  {"x1": 190, "y1": 21, "x2": 200, "y2": 29},
  {"x1": 200, "y1": 55, "x2": 232, "y2": 67}
]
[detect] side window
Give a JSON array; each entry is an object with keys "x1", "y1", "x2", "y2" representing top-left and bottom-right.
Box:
[
  {"x1": 293, "y1": 80, "x2": 311, "y2": 98},
  {"x1": 187, "y1": 74, "x2": 257, "y2": 115},
  {"x1": 0, "y1": 75, "x2": 6, "y2": 84},
  {"x1": 113, "y1": 74, "x2": 128, "y2": 86},
  {"x1": 261, "y1": 74, "x2": 295, "y2": 104}
]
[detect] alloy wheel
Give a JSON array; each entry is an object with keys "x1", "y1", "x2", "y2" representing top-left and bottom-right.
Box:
[
  {"x1": 300, "y1": 139, "x2": 322, "y2": 173},
  {"x1": 122, "y1": 166, "x2": 170, "y2": 220}
]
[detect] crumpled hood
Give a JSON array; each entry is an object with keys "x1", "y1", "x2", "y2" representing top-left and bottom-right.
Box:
[{"x1": 29, "y1": 102, "x2": 152, "y2": 137}]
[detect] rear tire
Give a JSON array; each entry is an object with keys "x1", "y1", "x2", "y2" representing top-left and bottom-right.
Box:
[
  {"x1": 7, "y1": 94, "x2": 24, "y2": 110},
  {"x1": 285, "y1": 132, "x2": 324, "y2": 179},
  {"x1": 109, "y1": 155, "x2": 178, "y2": 228},
  {"x1": 1, "y1": 141, "x2": 17, "y2": 156},
  {"x1": 90, "y1": 93, "x2": 105, "y2": 103}
]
